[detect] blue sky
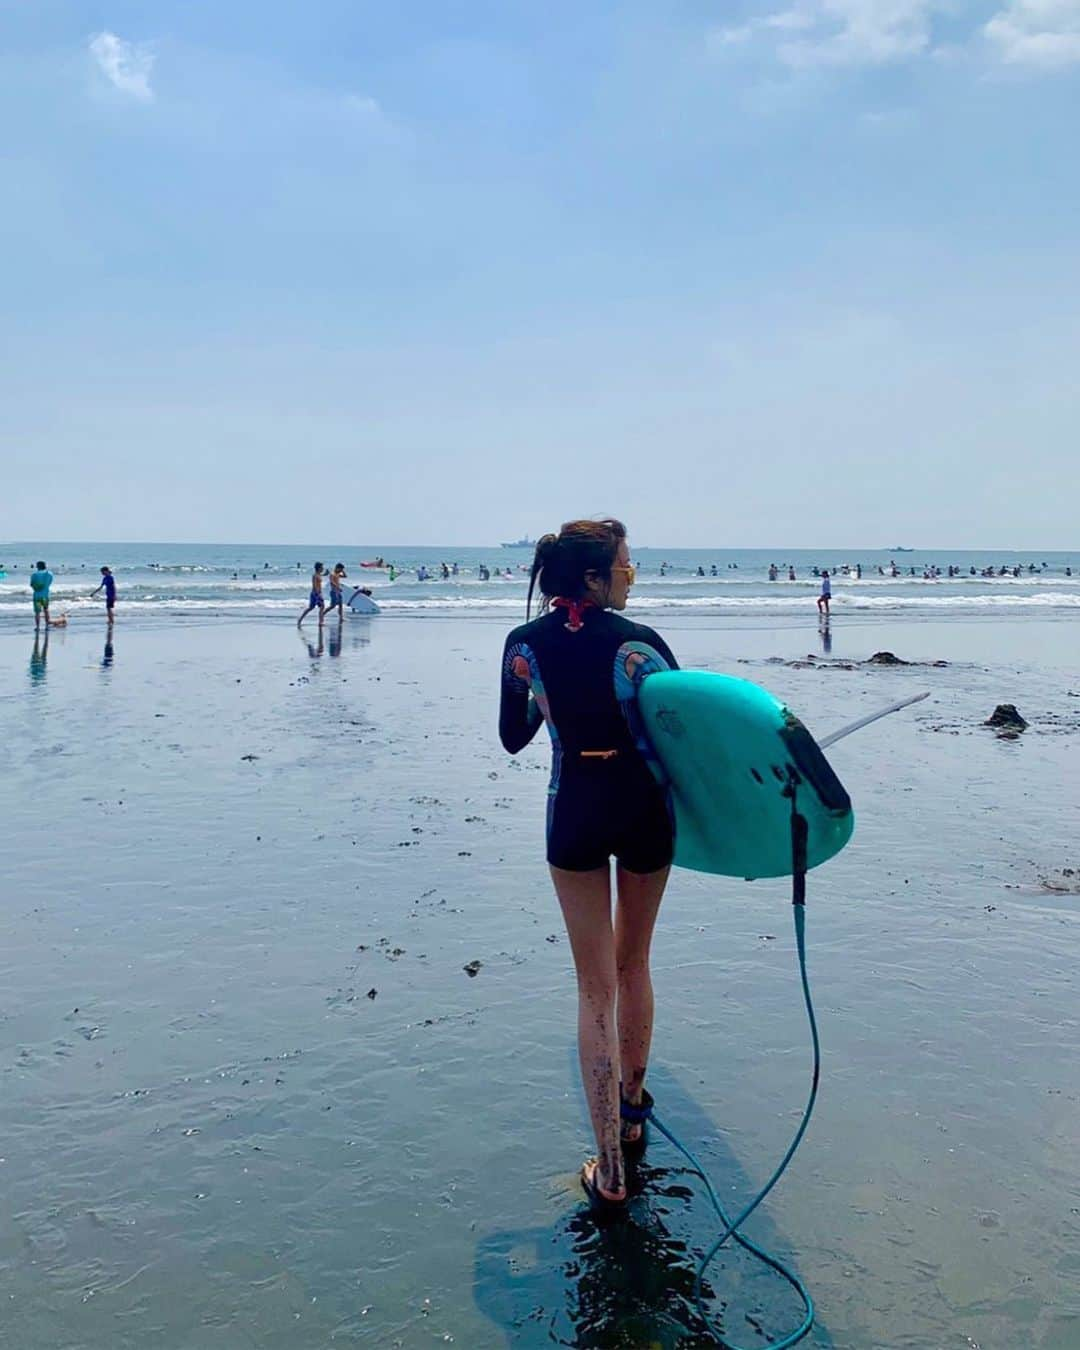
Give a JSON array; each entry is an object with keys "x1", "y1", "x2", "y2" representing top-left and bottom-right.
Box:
[{"x1": 2, "y1": 0, "x2": 1078, "y2": 546}]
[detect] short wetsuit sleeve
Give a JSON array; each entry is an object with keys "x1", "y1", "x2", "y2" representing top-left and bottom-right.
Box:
[
  {"x1": 613, "y1": 623, "x2": 678, "y2": 785},
  {"x1": 633, "y1": 624, "x2": 678, "y2": 672},
  {"x1": 499, "y1": 628, "x2": 544, "y2": 755}
]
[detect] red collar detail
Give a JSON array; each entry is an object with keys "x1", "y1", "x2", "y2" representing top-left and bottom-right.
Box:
[{"x1": 551, "y1": 597, "x2": 596, "y2": 632}]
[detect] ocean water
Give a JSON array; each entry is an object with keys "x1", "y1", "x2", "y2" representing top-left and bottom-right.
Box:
[{"x1": 0, "y1": 543, "x2": 1078, "y2": 624}]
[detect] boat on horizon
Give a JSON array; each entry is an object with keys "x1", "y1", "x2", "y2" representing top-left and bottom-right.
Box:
[
  {"x1": 891, "y1": 546, "x2": 914, "y2": 552},
  {"x1": 500, "y1": 536, "x2": 536, "y2": 549}
]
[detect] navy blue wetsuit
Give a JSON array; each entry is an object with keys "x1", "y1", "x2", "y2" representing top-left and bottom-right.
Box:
[{"x1": 499, "y1": 607, "x2": 678, "y2": 873}]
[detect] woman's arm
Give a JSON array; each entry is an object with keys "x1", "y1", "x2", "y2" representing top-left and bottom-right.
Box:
[
  {"x1": 499, "y1": 637, "x2": 545, "y2": 754},
  {"x1": 614, "y1": 627, "x2": 677, "y2": 784}
]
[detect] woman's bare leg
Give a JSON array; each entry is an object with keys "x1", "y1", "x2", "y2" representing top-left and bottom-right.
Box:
[
  {"x1": 550, "y1": 863, "x2": 625, "y2": 1201},
  {"x1": 614, "y1": 864, "x2": 670, "y2": 1134}
]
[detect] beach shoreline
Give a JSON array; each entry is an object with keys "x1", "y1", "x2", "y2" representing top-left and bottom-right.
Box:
[{"x1": 2, "y1": 610, "x2": 1077, "y2": 1348}]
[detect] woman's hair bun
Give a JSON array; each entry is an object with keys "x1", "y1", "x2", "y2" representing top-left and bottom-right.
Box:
[{"x1": 534, "y1": 533, "x2": 558, "y2": 561}]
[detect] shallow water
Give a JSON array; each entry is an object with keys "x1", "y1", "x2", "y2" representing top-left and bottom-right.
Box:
[
  {"x1": 1, "y1": 612, "x2": 1077, "y2": 1348},
  {"x1": 2, "y1": 543, "x2": 1078, "y2": 623}
]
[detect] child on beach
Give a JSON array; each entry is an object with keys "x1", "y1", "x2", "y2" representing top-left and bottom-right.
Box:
[
  {"x1": 298, "y1": 563, "x2": 326, "y2": 626},
  {"x1": 817, "y1": 570, "x2": 832, "y2": 617},
  {"x1": 90, "y1": 566, "x2": 117, "y2": 619}
]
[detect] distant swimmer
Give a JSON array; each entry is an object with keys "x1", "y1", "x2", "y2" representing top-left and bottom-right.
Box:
[
  {"x1": 696, "y1": 566, "x2": 705, "y2": 577},
  {"x1": 325, "y1": 563, "x2": 348, "y2": 620},
  {"x1": 817, "y1": 569, "x2": 831, "y2": 617},
  {"x1": 788, "y1": 566, "x2": 796, "y2": 581},
  {"x1": 478, "y1": 564, "x2": 490, "y2": 581},
  {"x1": 388, "y1": 565, "x2": 398, "y2": 581},
  {"x1": 90, "y1": 566, "x2": 117, "y2": 621},
  {"x1": 417, "y1": 566, "x2": 429, "y2": 581},
  {"x1": 30, "y1": 561, "x2": 53, "y2": 630},
  {"x1": 768, "y1": 564, "x2": 778, "y2": 581},
  {"x1": 298, "y1": 562, "x2": 326, "y2": 626}
]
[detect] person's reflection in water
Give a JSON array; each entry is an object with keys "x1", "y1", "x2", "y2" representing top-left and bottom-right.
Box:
[
  {"x1": 556, "y1": 1168, "x2": 722, "y2": 1347},
  {"x1": 474, "y1": 1163, "x2": 718, "y2": 1348},
  {"x1": 29, "y1": 629, "x2": 49, "y2": 685},
  {"x1": 102, "y1": 622, "x2": 115, "y2": 670},
  {"x1": 328, "y1": 617, "x2": 342, "y2": 659},
  {"x1": 818, "y1": 619, "x2": 832, "y2": 655},
  {"x1": 473, "y1": 1067, "x2": 834, "y2": 1348},
  {"x1": 299, "y1": 627, "x2": 324, "y2": 660}
]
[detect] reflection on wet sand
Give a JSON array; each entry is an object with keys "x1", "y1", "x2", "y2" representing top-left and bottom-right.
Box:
[
  {"x1": 474, "y1": 1067, "x2": 833, "y2": 1348},
  {"x1": 29, "y1": 630, "x2": 49, "y2": 685},
  {"x1": 298, "y1": 618, "x2": 371, "y2": 664}
]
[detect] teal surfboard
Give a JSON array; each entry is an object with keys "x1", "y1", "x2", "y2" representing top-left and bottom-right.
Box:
[{"x1": 638, "y1": 671, "x2": 854, "y2": 879}]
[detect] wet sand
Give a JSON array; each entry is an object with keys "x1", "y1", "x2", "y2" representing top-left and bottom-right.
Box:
[{"x1": 1, "y1": 612, "x2": 1077, "y2": 1348}]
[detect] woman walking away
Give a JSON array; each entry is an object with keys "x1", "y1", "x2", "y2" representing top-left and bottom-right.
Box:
[{"x1": 499, "y1": 519, "x2": 677, "y2": 1213}]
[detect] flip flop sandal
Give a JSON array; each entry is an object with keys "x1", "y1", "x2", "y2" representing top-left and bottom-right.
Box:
[{"x1": 580, "y1": 1160, "x2": 628, "y2": 1217}]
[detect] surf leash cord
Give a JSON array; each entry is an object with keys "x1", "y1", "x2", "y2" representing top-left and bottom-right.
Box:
[{"x1": 649, "y1": 773, "x2": 821, "y2": 1350}]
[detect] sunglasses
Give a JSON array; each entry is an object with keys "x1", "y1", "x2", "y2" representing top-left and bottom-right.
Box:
[{"x1": 611, "y1": 563, "x2": 636, "y2": 587}]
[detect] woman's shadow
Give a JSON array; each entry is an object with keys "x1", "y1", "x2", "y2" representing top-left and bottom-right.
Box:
[{"x1": 473, "y1": 1063, "x2": 835, "y2": 1348}]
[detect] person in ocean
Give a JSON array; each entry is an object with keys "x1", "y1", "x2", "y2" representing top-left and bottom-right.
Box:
[
  {"x1": 499, "y1": 518, "x2": 677, "y2": 1213},
  {"x1": 297, "y1": 562, "x2": 326, "y2": 626},
  {"x1": 90, "y1": 566, "x2": 117, "y2": 620},
  {"x1": 30, "y1": 561, "x2": 53, "y2": 630},
  {"x1": 325, "y1": 563, "x2": 348, "y2": 620},
  {"x1": 817, "y1": 569, "x2": 832, "y2": 617}
]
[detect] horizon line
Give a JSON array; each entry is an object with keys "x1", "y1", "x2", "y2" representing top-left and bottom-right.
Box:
[{"x1": 2, "y1": 539, "x2": 1076, "y2": 556}]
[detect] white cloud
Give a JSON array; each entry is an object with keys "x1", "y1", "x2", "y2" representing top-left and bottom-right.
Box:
[
  {"x1": 712, "y1": 0, "x2": 1080, "y2": 72},
  {"x1": 770, "y1": 0, "x2": 936, "y2": 68},
  {"x1": 984, "y1": 0, "x2": 1080, "y2": 66},
  {"x1": 89, "y1": 31, "x2": 155, "y2": 100},
  {"x1": 710, "y1": 1, "x2": 938, "y2": 68},
  {"x1": 711, "y1": 24, "x2": 755, "y2": 46},
  {"x1": 342, "y1": 94, "x2": 383, "y2": 120}
]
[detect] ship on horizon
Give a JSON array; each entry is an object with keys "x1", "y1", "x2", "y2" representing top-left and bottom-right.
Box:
[{"x1": 500, "y1": 536, "x2": 536, "y2": 549}]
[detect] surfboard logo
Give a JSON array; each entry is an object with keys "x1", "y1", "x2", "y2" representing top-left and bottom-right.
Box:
[{"x1": 654, "y1": 708, "x2": 686, "y2": 739}]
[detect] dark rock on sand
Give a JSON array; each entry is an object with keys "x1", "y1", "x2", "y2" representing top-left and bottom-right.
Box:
[
  {"x1": 985, "y1": 704, "x2": 1028, "y2": 731},
  {"x1": 867, "y1": 651, "x2": 907, "y2": 665},
  {"x1": 463, "y1": 960, "x2": 483, "y2": 977},
  {"x1": 1038, "y1": 867, "x2": 1080, "y2": 895}
]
